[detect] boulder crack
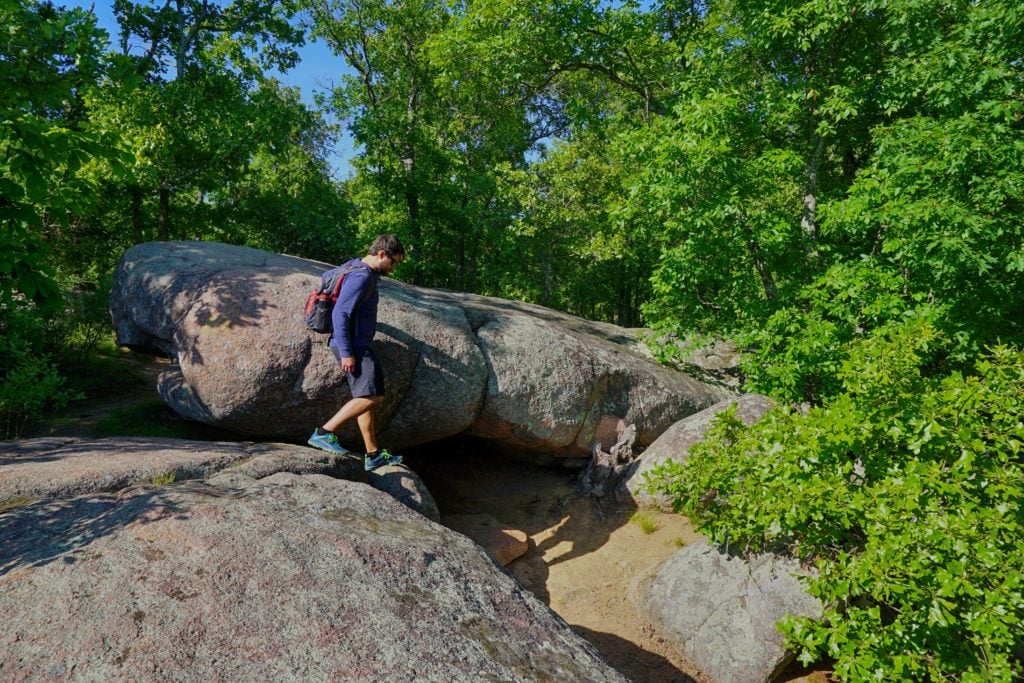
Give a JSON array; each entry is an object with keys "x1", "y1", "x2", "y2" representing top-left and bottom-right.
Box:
[{"x1": 465, "y1": 315, "x2": 495, "y2": 426}]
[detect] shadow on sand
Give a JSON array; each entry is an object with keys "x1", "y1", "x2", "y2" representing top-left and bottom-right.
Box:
[{"x1": 403, "y1": 436, "x2": 704, "y2": 683}]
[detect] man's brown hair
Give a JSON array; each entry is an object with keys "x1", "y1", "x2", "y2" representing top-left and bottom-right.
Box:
[{"x1": 368, "y1": 234, "x2": 405, "y2": 258}]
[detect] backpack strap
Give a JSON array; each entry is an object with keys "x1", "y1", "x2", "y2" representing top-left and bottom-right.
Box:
[{"x1": 322, "y1": 261, "x2": 371, "y2": 299}]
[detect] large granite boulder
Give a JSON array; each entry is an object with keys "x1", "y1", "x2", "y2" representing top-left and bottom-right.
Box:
[
  {"x1": 110, "y1": 242, "x2": 488, "y2": 452},
  {"x1": 1, "y1": 471, "x2": 626, "y2": 681},
  {"x1": 110, "y1": 241, "x2": 733, "y2": 454},
  {"x1": 618, "y1": 394, "x2": 775, "y2": 508},
  {"x1": 633, "y1": 538, "x2": 823, "y2": 683}
]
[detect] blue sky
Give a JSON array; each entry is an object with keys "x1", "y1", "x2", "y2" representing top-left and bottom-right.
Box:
[{"x1": 62, "y1": 0, "x2": 359, "y2": 177}]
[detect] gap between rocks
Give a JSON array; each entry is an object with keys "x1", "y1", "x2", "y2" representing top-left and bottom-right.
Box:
[{"x1": 404, "y1": 436, "x2": 708, "y2": 683}]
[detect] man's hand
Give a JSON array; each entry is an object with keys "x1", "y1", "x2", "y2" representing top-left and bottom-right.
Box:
[{"x1": 341, "y1": 356, "x2": 356, "y2": 373}]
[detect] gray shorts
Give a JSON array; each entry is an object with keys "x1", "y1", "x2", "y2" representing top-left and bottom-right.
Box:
[{"x1": 344, "y1": 346, "x2": 384, "y2": 398}]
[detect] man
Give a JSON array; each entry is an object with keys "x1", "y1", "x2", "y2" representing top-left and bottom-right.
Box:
[{"x1": 307, "y1": 234, "x2": 405, "y2": 471}]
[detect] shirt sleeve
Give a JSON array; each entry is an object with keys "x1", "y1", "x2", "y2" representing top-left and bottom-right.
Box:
[{"x1": 330, "y1": 267, "x2": 371, "y2": 358}]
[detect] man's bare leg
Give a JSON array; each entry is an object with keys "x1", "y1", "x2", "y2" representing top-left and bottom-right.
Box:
[
  {"x1": 357, "y1": 407, "x2": 378, "y2": 453},
  {"x1": 323, "y1": 396, "x2": 380, "y2": 434}
]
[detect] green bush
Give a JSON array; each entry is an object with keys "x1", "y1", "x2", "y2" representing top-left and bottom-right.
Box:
[
  {"x1": 0, "y1": 348, "x2": 78, "y2": 439},
  {"x1": 0, "y1": 275, "x2": 125, "y2": 438},
  {"x1": 647, "y1": 322, "x2": 1024, "y2": 681},
  {"x1": 0, "y1": 300, "x2": 76, "y2": 438},
  {"x1": 50, "y1": 273, "x2": 115, "y2": 365}
]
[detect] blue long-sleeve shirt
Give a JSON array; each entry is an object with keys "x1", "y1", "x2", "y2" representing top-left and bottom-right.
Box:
[{"x1": 329, "y1": 259, "x2": 379, "y2": 359}]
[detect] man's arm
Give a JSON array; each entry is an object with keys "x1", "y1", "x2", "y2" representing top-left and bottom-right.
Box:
[{"x1": 330, "y1": 267, "x2": 371, "y2": 371}]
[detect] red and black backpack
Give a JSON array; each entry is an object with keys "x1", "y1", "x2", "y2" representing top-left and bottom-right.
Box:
[{"x1": 303, "y1": 262, "x2": 370, "y2": 334}]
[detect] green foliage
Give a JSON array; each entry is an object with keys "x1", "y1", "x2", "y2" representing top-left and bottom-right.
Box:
[
  {"x1": 304, "y1": 0, "x2": 682, "y2": 310},
  {"x1": 0, "y1": 347, "x2": 78, "y2": 439},
  {"x1": 1, "y1": 0, "x2": 346, "y2": 442},
  {"x1": 221, "y1": 144, "x2": 355, "y2": 262},
  {"x1": 633, "y1": 0, "x2": 1024, "y2": 403},
  {"x1": 738, "y1": 262, "x2": 928, "y2": 402},
  {"x1": 625, "y1": 90, "x2": 807, "y2": 333},
  {"x1": 646, "y1": 324, "x2": 1024, "y2": 681},
  {"x1": 112, "y1": 0, "x2": 303, "y2": 80},
  {"x1": 0, "y1": 269, "x2": 147, "y2": 439},
  {"x1": 0, "y1": 300, "x2": 82, "y2": 438},
  {"x1": 494, "y1": 136, "x2": 650, "y2": 324},
  {"x1": 62, "y1": 335, "x2": 149, "y2": 402},
  {"x1": 149, "y1": 470, "x2": 177, "y2": 486},
  {"x1": 81, "y1": 69, "x2": 348, "y2": 258},
  {"x1": 0, "y1": 0, "x2": 123, "y2": 307}
]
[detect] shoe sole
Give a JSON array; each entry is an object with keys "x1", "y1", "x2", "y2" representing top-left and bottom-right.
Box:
[
  {"x1": 365, "y1": 457, "x2": 404, "y2": 472},
  {"x1": 307, "y1": 438, "x2": 353, "y2": 456}
]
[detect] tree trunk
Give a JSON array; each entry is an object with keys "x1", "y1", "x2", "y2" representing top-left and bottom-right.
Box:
[
  {"x1": 455, "y1": 229, "x2": 465, "y2": 291},
  {"x1": 743, "y1": 221, "x2": 778, "y2": 300},
  {"x1": 615, "y1": 272, "x2": 630, "y2": 326},
  {"x1": 130, "y1": 185, "x2": 144, "y2": 239},
  {"x1": 800, "y1": 134, "x2": 825, "y2": 268},
  {"x1": 542, "y1": 259, "x2": 554, "y2": 307},
  {"x1": 402, "y1": 82, "x2": 423, "y2": 285},
  {"x1": 175, "y1": 0, "x2": 188, "y2": 79},
  {"x1": 158, "y1": 185, "x2": 171, "y2": 240},
  {"x1": 404, "y1": 168, "x2": 421, "y2": 285}
]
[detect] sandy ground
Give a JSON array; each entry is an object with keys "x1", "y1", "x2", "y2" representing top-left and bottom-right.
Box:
[
  {"x1": 36, "y1": 352, "x2": 828, "y2": 682},
  {"x1": 404, "y1": 445, "x2": 707, "y2": 682}
]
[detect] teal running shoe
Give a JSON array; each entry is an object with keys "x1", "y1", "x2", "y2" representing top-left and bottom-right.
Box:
[
  {"x1": 307, "y1": 429, "x2": 353, "y2": 456},
  {"x1": 364, "y1": 449, "x2": 403, "y2": 471}
]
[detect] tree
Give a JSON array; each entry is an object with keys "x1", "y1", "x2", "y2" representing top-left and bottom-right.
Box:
[
  {"x1": 630, "y1": 0, "x2": 1024, "y2": 402},
  {"x1": 80, "y1": 0, "x2": 309, "y2": 247},
  {"x1": 112, "y1": 0, "x2": 303, "y2": 80},
  {"x1": 0, "y1": 0, "x2": 118, "y2": 306},
  {"x1": 305, "y1": 0, "x2": 686, "y2": 303},
  {"x1": 0, "y1": 0, "x2": 127, "y2": 436},
  {"x1": 211, "y1": 81, "x2": 356, "y2": 261},
  {"x1": 301, "y1": 0, "x2": 450, "y2": 284}
]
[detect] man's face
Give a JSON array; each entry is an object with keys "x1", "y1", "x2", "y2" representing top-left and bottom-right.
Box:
[{"x1": 378, "y1": 250, "x2": 402, "y2": 275}]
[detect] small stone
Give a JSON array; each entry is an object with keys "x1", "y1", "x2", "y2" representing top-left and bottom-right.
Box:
[{"x1": 442, "y1": 513, "x2": 530, "y2": 566}]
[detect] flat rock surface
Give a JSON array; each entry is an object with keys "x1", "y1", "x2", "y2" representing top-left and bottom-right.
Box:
[
  {"x1": 0, "y1": 437, "x2": 364, "y2": 504},
  {"x1": 0, "y1": 472, "x2": 627, "y2": 682}
]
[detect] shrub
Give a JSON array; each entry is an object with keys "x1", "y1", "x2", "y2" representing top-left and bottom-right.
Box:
[
  {"x1": 0, "y1": 348, "x2": 77, "y2": 438},
  {"x1": 0, "y1": 276, "x2": 124, "y2": 438},
  {"x1": 0, "y1": 301, "x2": 81, "y2": 438},
  {"x1": 646, "y1": 322, "x2": 1024, "y2": 681}
]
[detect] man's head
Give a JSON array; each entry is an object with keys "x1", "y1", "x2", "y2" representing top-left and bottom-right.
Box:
[{"x1": 366, "y1": 234, "x2": 405, "y2": 275}]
